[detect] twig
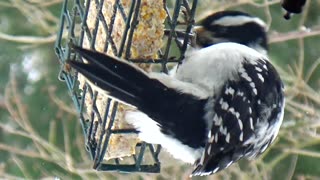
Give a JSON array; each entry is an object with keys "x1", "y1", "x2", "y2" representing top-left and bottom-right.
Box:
[
  {"x1": 4, "y1": 87, "x2": 22, "y2": 127},
  {"x1": 285, "y1": 99, "x2": 316, "y2": 117},
  {"x1": 12, "y1": 155, "x2": 32, "y2": 179},
  {"x1": 0, "y1": 123, "x2": 66, "y2": 163},
  {"x1": 262, "y1": 0, "x2": 272, "y2": 30},
  {"x1": 289, "y1": 86, "x2": 320, "y2": 106},
  {"x1": 297, "y1": 38, "x2": 305, "y2": 87},
  {"x1": 1, "y1": 173, "x2": 26, "y2": 180},
  {"x1": 62, "y1": 120, "x2": 75, "y2": 172},
  {"x1": 285, "y1": 155, "x2": 298, "y2": 180},
  {"x1": 5, "y1": 69, "x2": 49, "y2": 156},
  {"x1": 48, "y1": 86, "x2": 77, "y2": 115},
  {"x1": 0, "y1": 32, "x2": 57, "y2": 44},
  {"x1": 10, "y1": 0, "x2": 56, "y2": 33},
  {"x1": 0, "y1": 143, "x2": 44, "y2": 159},
  {"x1": 305, "y1": 57, "x2": 320, "y2": 83},
  {"x1": 284, "y1": 148, "x2": 320, "y2": 158},
  {"x1": 269, "y1": 26, "x2": 320, "y2": 43},
  {"x1": 9, "y1": 70, "x2": 37, "y2": 136},
  {"x1": 49, "y1": 120, "x2": 57, "y2": 145},
  {"x1": 28, "y1": 0, "x2": 63, "y2": 7},
  {"x1": 248, "y1": 0, "x2": 280, "y2": 7},
  {"x1": 0, "y1": 128, "x2": 79, "y2": 175},
  {"x1": 266, "y1": 152, "x2": 290, "y2": 171},
  {"x1": 75, "y1": 132, "x2": 90, "y2": 162},
  {"x1": 298, "y1": 0, "x2": 311, "y2": 27}
]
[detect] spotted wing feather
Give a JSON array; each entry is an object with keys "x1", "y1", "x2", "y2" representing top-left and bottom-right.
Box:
[{"x1": 192, "y1": 58, "x2": 284, "y2": 176}]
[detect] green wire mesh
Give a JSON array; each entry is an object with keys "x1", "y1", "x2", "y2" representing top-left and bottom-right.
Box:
[{"x1": 54, "y1": 0, "x2": 198, "y2": 173}]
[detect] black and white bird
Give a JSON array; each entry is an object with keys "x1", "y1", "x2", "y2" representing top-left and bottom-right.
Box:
[
  {"x1": 68, "y1": 43, "x2": 284, "y2": 176},
  {"x1": 68, "y1": 11, "x2": 284, "y2": 176}
]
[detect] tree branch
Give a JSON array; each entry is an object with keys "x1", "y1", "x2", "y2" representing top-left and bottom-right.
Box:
[
  {"x1": 0, "y1": 32, "x2": 57, "y2": 44},
  {"x1": 269, "y1": 26, "x2": 320, "y2": 43}
]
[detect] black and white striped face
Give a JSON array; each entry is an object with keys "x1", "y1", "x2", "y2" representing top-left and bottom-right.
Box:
[{"x1": 194, "y1": 11, "x2": 268, "y2": 55}]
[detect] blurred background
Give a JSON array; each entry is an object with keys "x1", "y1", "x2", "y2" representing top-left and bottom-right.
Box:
[{"x1": 1, "y1": 0, "x2": 320, "y2": 179}]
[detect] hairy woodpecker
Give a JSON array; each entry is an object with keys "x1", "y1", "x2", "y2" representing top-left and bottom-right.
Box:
[{"x1": 68, "y1": 41, "x2": 284, "y2": 176}]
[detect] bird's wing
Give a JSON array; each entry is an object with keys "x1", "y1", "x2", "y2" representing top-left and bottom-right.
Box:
[{"x1": 191, "y1": 59, "x2": 284, "y2": 176}]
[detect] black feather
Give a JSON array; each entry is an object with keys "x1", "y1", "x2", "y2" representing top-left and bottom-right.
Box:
[{"x1": 68, "y1": 60, "x2": 141, "y2": 105}]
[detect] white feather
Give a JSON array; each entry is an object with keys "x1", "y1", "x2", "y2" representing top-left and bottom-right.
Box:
[
  {"x1": 125, "y1": 111, "x2": 203, "y2": 164},
  {"x1": 211, "y1": 15, "x2": 266, "y2": 29},
  {"x1": 149, "y1": 72, "x2": 209, "y2": 99}
]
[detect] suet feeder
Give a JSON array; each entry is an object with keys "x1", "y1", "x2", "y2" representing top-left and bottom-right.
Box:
[{"x1": 55, "y1": 0, "x2": 198, "y2": 173}]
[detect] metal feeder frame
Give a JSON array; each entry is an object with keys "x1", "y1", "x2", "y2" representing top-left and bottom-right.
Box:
[{"x1": 55, "y1": 0, "x2": 198, "y2": 173}]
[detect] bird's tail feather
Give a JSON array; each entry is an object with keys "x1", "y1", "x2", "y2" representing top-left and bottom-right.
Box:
[{"x1": 67, "y1": 46, "x2": 167, "y2": 109}]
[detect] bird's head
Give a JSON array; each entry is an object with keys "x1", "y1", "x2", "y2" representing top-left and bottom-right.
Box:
[{"x1": 193, "y1": 11, "x2": 268, "y2": 55}]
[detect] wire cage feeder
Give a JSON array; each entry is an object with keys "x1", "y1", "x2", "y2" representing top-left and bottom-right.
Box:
[{"x1": 55, "y1": 0, "x2": 198, "y2": 173}]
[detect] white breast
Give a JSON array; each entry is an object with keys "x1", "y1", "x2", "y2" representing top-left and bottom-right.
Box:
[{"x1": 175, "y1": 42, "x2": 267, "y2": 96}]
